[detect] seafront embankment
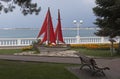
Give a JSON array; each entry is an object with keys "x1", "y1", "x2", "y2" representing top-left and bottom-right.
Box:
[{"x1": 0, "y1": 37, "x2": 119, "y2": 47}]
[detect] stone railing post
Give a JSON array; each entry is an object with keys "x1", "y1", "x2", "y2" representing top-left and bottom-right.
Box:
[
  {"x1": 101, "y1": 37, "x2": 104, "y2": 43},
  {"x1": 17, "y1": 39, "x2": 21, "y2": 46},
  {"x1": 76, "y1": 36, "x2": 80, "y2": 44}
]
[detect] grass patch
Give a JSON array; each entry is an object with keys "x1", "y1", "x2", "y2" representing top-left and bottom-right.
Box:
[
  {"x1": 0, "y1": 49, "x2": 22, "y2": 55},
  {"x1": 0, "y1": 60, "x2": 79, "y2": 79},
  {"x1": 71, "y1": 48, "x2": 120, "y2": 57}
]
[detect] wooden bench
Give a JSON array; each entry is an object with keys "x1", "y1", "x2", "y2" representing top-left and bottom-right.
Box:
[{"x1": 76, "y1": 53, "x2": 110, "y2": 76}]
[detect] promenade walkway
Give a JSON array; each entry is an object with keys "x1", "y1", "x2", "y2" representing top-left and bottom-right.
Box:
[
  {"x1": 0, "y1": 55, "x2": 80, "y2": 64},
  {"x1": 0, "y1": 55, "x2": 120, "y2": 79},
  {"x1": 68, "y1": 58, "x2": 120, "y2": 79}
]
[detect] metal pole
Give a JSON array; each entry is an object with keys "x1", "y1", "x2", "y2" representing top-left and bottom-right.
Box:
[{"x1": 77, "y1": 23, "x2": 80, "y2": 37}]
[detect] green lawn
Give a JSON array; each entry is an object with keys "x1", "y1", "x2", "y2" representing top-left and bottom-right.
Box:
[
  {"x1": 0, "y1": 48, "x2": 120, "y2": 57},
  {"x1": 0, "y1": 60, "x2": 79, "y2": 79},
  {"x1": 71, "y1": 48, "x2": 120, "y2": 57},
  {"x1": 0, "y1": 49, "x2": 22, "y2": 55}
]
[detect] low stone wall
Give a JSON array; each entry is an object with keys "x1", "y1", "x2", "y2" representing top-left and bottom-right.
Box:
[
  {"x1": 0, "y1": 46, "x2": 24, "y2": 49},
  {"x1": 14, "y1": 50, "x2": 78, "y2": 57},
  {"x1": 37, "y1": 46, "x2": 70, "y2": 52}
]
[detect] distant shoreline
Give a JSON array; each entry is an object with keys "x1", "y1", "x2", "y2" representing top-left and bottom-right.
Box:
[{"x1": 0, "y1": 27, "x2": 99, "y2": 30}]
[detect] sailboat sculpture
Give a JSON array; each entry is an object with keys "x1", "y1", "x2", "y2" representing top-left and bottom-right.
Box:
[
  {"x1": 37, "y1": 8, "x2": 56, "y2": 45},
  {"x1": 55, "y1": 9, "x2": 65, "y2": 44}
]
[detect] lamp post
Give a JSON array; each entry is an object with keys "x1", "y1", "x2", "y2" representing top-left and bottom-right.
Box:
[
  {"x1": 73, "y1": 20, "x2": 83, "y2": 43},
  {"x1": 73, "y1": 20, "x2": 83, "y2": 37}
]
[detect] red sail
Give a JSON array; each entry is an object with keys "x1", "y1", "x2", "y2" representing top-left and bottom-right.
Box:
[
  {"x1": 48, "y1": 9, "x2": 56, "y2": 44},
  {"x1": 38, "y1": 8, "x2": 56, "y2": 44},
  {"x1": 37, "y1": 11, "x2": 48, "y2": 38},
  {"x1": 40, "y1": 30, "x2": 47, "y2": 44},
  {"x1": 55, "y1": 9, "x2": 64, "y2": 44}
]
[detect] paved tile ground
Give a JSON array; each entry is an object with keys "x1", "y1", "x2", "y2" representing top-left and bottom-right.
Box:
[{"x1": 67, "y1": 58, "x2": 120, "y2": 79}]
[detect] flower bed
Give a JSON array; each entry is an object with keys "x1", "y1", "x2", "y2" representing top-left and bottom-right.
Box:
[
  {"x1": 70, "y1": 43, "x2": 119, "y2": 50},
  {"x1": 21, "y1": 45, "x2": 33, "y2": 51}
]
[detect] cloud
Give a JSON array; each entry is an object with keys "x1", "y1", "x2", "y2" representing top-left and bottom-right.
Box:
[
  {"x1": 81, "y1": 0, "x2": 95, "y2": 5},
  {"x1": 0, "y1": 0, "x2": 96, "y2": 28}
]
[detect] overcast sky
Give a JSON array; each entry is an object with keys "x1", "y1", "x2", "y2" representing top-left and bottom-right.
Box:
[{"x1": 0, "y1": 0, "x2": 96, "y2": 28}]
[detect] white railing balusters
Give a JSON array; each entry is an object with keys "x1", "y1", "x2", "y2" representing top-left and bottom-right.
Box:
[{"x1": 0, "y1": 37, "x2": 119, "y2": 46}]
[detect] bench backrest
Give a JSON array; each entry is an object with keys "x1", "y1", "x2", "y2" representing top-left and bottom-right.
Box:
[
  {"x1": 75, "y1": 52, "x2": 96, "y2": 66},
  {"x1": 79, "y1": 56, "x2": 96, "y2": 66}
]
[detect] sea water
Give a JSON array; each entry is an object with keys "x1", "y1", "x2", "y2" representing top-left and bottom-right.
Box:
[{"x1": 0, "y1": 28, "x2": 97, "y2": 38}]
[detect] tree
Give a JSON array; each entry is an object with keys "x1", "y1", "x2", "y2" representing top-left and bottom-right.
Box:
[
  {"x1": 93, "y1": 0, "x2": 120, "y2": 56},
  {"x1": 0, "y1": 0, "x2": 41, "y2": 15},
  {"x1": 93, "y1": 0, "x2": 120, "y2": 38}
]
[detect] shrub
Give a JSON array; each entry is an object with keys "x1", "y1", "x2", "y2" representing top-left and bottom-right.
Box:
[
  {"x1": 21, "y1": 45, "x2": 33, "y2": 51},
  {"x1": 21, "y1": 39, "x2": 41, "y2": 53},
  {"x1": 32, "y1": 40, "x2": 41, "y2": 53}
]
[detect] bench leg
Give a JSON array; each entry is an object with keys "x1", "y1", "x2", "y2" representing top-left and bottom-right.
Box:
[{"x1": 92, "y1": 69, "x2": 106, "y2": 76}]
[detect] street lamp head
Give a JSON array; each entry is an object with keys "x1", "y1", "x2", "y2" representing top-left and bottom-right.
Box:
[
  {"x1": 80, "y1": 20, "x2": 83, "y2": 24},
  {"x1": 73, "y1": 20, "x2": 83, "y2": 24},
  {"x1": 73, "y1": 20, "x2": 77, "y2": 24},
  {"x1": 73, "y1": 19, "x2": 83, "y2": 38}
]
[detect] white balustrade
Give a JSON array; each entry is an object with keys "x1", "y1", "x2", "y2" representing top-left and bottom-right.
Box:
[
  {"x1": 64, "y1": 37, "x2": 77, "y2": 44},
  {"x1": 0, "y1": 37, "x2": 119, "y2": 46},
  {"x1": 0, "y1": 38, "x2": 36, "y2": 46}
]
